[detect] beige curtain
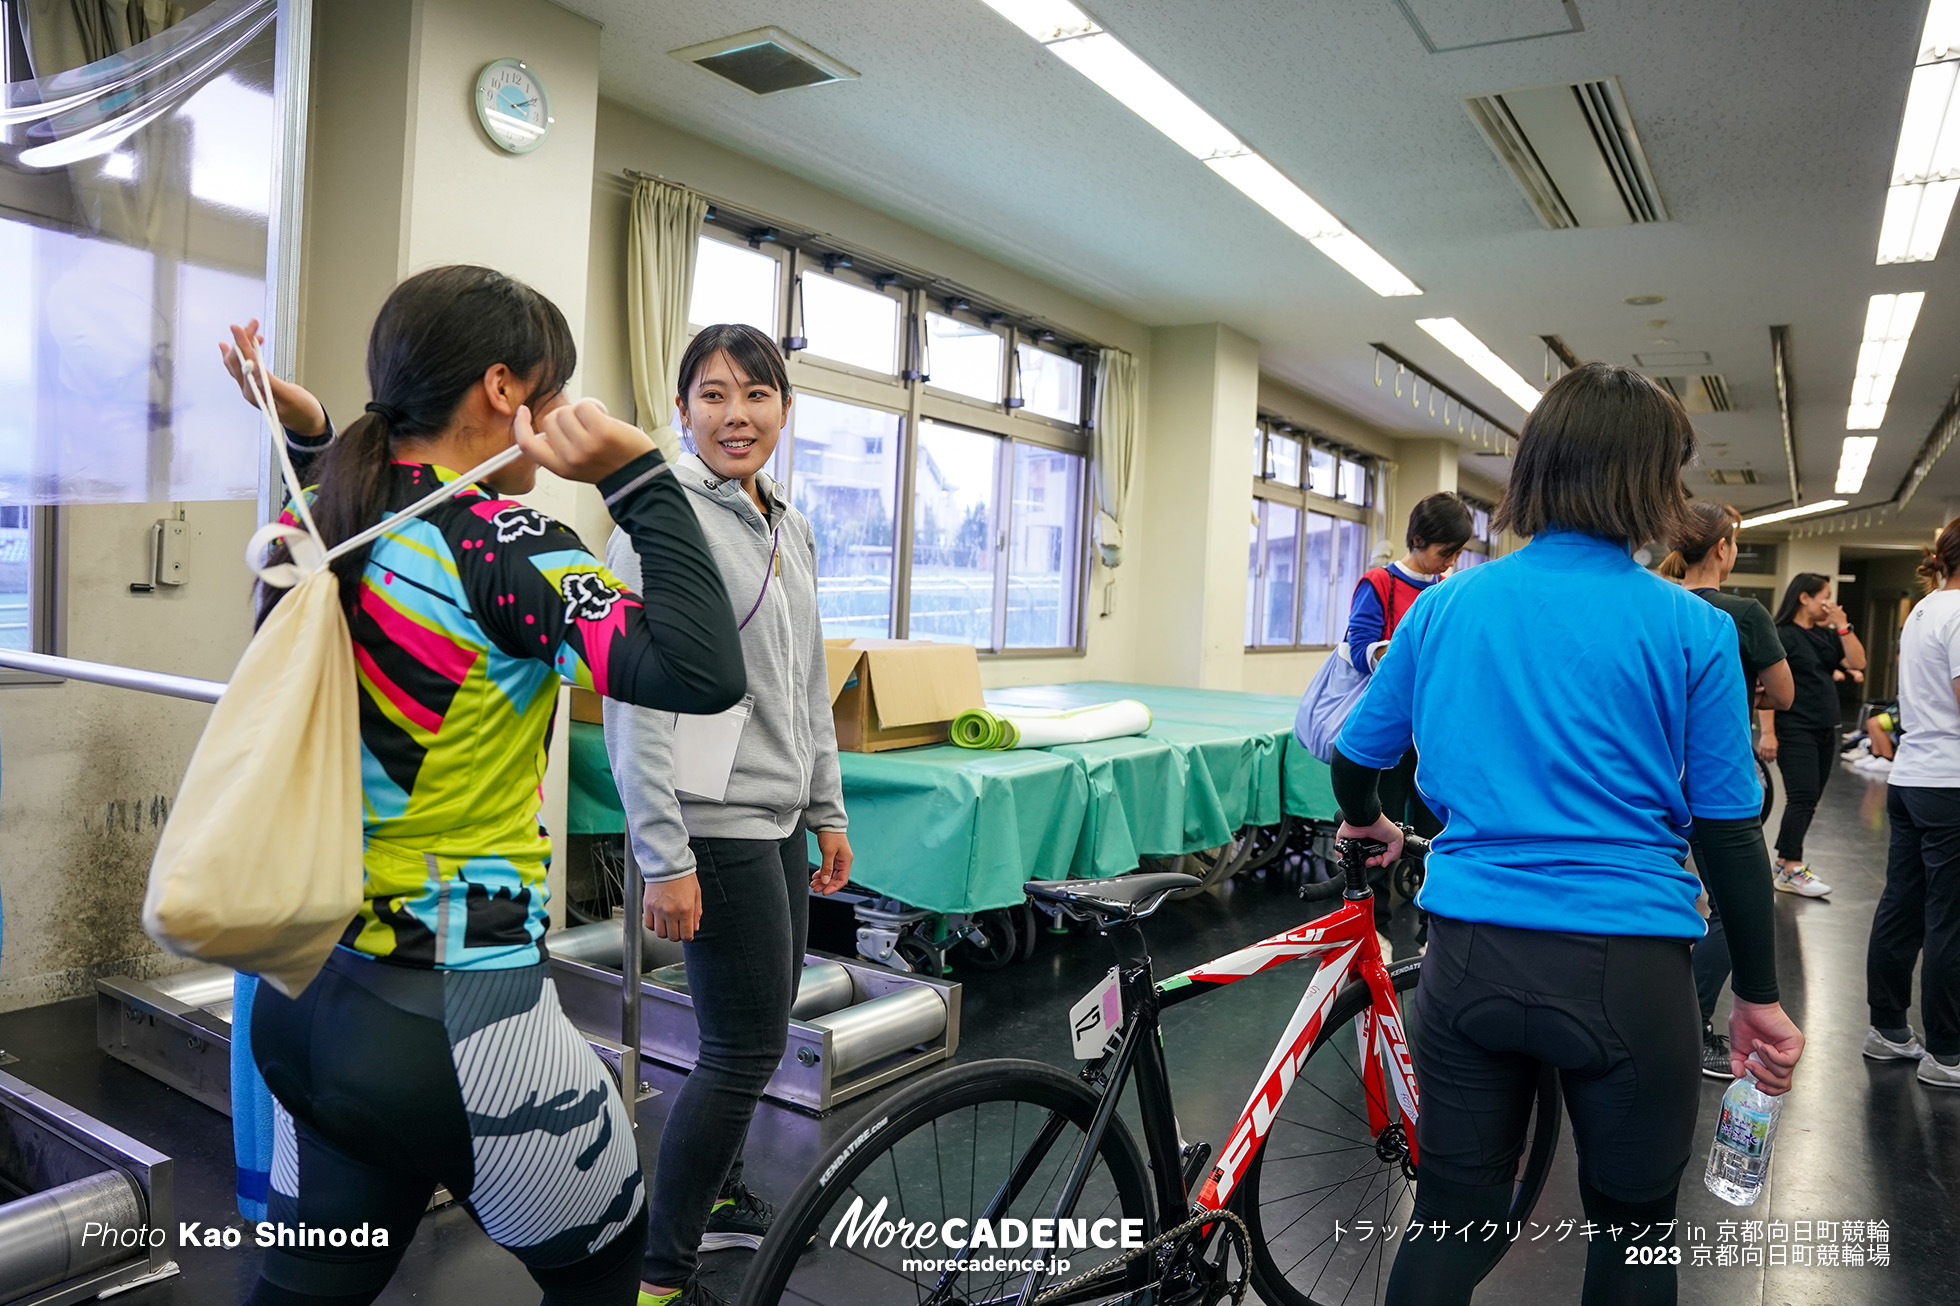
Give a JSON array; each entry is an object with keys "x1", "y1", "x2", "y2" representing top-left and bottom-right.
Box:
[
  {"x1": 21, "y1": 0, "x2": 184, "y2": 78},
  {"x1": 1092, "y1": 347, "x2": 1138, "y2": 567},
  {"x1": 627, "y1": 178, "x2": 708, "y2": 464}
]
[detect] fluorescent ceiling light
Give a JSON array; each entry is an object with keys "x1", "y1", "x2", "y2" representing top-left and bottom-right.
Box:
[
  {"x1": 1835, "y1": 435, "x2": 1879, "y2": 494},
  {"x1": 1414, "y1": 318, "x2": 1542, "y2": 413},
  {"x1": 1922, "y1": 0, "x2": 1960, "y2": 69},
  {"x1": 1878, "y1": 6, "x2": 1960, "y2": 262},
  {"x1": 1878, "y1": 178, "x2": 1959, "y2": 262},
  {"x1": 1846, "y1": 291, "x2": 1925, "y2": 429},
  {"x1": 1738, "y1": 500, "x2": 1851, "y2": 530},
  {"x1": 976, "y1": 0, "x2": 1421, "y2": 296}
]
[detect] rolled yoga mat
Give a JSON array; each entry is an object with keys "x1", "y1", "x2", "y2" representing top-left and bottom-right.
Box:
[{"x1": 950, "y1": 699, "x2": 1153, "y2": 750}]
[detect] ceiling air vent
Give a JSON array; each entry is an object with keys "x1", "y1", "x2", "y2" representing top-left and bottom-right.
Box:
[
  {"x1": 1654, "y1": 374, "x2": 1734, "y2": 413},
  {"x1": 1705, "y1": 467, "x2": 1759, "y2": 486},
  {"x1": 1463, "y1": 77, "x2": 1667, "y2": 229},
  {"x1": 671, "y1": 28, "x2": 858, "y2": 96}
]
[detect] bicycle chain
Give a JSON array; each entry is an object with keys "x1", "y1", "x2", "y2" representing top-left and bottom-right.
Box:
[{"x1": 1029, "y1": 1206, "x2": 1251, "y2": 1306}]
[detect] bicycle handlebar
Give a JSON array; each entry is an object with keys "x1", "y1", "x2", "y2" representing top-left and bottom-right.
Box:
[{"x1": 1299, "y1": 829, "x2": 1431, "y2": 903}]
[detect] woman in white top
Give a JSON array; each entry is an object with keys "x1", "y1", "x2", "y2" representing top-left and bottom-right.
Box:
[{"x1": 1867, "y1": 516, "x2": 1960, "y2": 1088}]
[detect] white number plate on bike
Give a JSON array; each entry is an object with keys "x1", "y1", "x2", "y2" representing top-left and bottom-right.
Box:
[{"x1": 1069, "y1": 966, "x2": 1122, "y2": 1058}]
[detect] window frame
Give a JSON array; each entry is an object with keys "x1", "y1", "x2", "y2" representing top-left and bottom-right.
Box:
[
  {"x1": 1247, "y1": 416, "x2": 1378, "y2": 653},
  {"x1": 685, "y1": 229, "x2": 1098, "y2": 654},
  {"x1": 686, "y1": 227, "x2": 788, "y2": 341},
  {"x1": 0, "y1": 506, "x2": 64, "y2": 685},
  {"x1": 920, "y1": 304, "x2": 1008, "y2": 413}
]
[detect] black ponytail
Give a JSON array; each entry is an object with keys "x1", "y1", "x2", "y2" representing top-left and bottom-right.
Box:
[
  {"x1": 1773, "y1": 572, "x2": 1830, "y2": 627},
  {"x1": 258, "y1": 265, "x2": 575, "y2": 622}
]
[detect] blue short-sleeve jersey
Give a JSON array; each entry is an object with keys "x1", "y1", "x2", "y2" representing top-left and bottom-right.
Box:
[{"x1": 1333, "y1": 529, "x2": 1760, "y2": 940}]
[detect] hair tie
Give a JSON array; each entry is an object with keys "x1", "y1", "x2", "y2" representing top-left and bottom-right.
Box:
[{"x1": 365, "y1": 401, "x2": 405, "y2": 426}]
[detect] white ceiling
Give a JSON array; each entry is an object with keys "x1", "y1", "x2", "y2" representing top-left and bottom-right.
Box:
[{"x1": 557, "y1": 0, "x2": 1960, "y2": 528}]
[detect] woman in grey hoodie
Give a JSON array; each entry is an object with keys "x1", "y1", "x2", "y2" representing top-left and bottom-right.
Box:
[{"x1": 603, "y1": 324, "x2": 852, "y2": 1306}]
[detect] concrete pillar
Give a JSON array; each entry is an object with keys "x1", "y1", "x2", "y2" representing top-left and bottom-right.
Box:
[
  {"x1": 1388, "y1": 437, "x2": 1458, "y2": 551},
  {"x1": 1133, "y1": 324, "x2": 1260, "y2": 690}
]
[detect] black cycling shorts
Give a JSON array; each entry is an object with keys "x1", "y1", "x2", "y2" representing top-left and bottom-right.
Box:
[{"x1": 1412, "y1": 915, "x2": 1701, "y2": 1203}]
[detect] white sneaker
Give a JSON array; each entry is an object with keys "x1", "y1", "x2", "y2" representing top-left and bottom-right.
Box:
[
  {"x1": 1852, "y1": 755, "x2": 1893, "y2": 775},
  {"x1": 1863, "y1": 1027, "x2": 1926, "y2": 1061},
  {"x1": 1774, "y1": 864, "x2": 1832, "y2": 897},
  {"x1": 1917, "y1": 1056, "x2": 1960, "y2": 1089}
]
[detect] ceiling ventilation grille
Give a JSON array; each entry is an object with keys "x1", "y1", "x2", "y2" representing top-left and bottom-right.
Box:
[
  {"x1": 1655, "y1": 374, "x2": 1734, "y2": 413},
  {"x1": 1463, "y1": 78, "x2": 1668, "y2": 229},
  {"x1": 670, "y1": 27, "x2": 858, "y2": 96},
  {"x1": 1704, "y1": 467, "x2": 1759, "y2": 486}
]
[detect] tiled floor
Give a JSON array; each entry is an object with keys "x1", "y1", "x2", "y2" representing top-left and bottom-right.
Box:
[{"x1": 1, "y1": 763, "x2": 1952, "y2": 1304}]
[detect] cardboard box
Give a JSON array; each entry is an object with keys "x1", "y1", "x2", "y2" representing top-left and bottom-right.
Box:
[
  {"x1": 824, "y1": 638, "x2": 985, "y2": 752},
  {"x1": 570, "y1": 686, "x2": 606, "y2": 725}
]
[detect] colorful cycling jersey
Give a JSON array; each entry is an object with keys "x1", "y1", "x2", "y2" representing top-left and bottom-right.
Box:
[{"x1": 279, "y1": 453, "x2": 741, "y2": 970}]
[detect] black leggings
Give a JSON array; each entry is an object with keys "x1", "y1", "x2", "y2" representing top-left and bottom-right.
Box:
[
  {"x1": 243, "y1": 950, "x2": 646, "y2": 1306},
  {"x1": 1773, "y1": 725, "x2": 1837, "y2": 863},
  {"x1": 1386, "y1": 917, "x2": 1700, "y2": 1306}
]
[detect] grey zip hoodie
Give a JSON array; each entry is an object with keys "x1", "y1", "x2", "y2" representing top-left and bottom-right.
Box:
[{"x1": 603, "y1": 453, "x2": 846, "y2": 881}]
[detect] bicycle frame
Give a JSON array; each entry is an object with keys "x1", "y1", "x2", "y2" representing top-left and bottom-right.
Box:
[{"x1": 1014, "y1": 883, "x2": 1416, "y2": 1304}]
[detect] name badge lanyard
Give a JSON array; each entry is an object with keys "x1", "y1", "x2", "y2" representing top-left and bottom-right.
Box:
[{"x1": 738, "y1": 530, "x2": 782, "y2": 631}]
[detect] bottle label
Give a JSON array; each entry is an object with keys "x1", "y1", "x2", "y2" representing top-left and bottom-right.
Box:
[{"x1": 1716, "y1": 1105, "x2": 1772, "y2": 1158}]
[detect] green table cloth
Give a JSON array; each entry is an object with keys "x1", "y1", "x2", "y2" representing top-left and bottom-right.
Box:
[{"x1": 562, "y1": 681, "x2": 1335, "y2": 913}]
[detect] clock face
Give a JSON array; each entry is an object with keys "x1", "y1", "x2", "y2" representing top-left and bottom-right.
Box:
[{"x1": 476, "y1": 59, "x2": 551, "y2": 154}]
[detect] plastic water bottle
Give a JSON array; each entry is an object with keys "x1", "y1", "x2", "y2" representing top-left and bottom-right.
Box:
[{"x1": 1704, "y1": 1071, "x2": 1780, "y2": 1206}]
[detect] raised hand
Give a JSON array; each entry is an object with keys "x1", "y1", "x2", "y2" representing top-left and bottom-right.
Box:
[
  {"x1": 511, "y1": 398, "x2": 656, "y2": 485},
  {"x1": 219, "y1": 319, "x2": 327, "y2": 437}
]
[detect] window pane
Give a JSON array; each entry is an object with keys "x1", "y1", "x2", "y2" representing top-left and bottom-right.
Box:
[
  {"x1": 1266, "y1": 434, "x2": 1302, "y2": 486},
  {"x1": 0, "y1": 507, "x2": 30, "y2": 653},
  {"x1": 1005, "y1": 444, "x2": 1082, "y2": 648},
  {"x1": 785, "y1": 395, "x2": 901, "y2": 639},
  {"x1": 1258, "y1": 502, "x2": 1300, "y2": 646},
  {"x1": 909, "y1": 421, "x2": 1001, "y2": 648},
  {"x1": 802, "y1": 273, "x2": 899, "y2": 374},
  {"x1": 926, "y1": 314, "x2": 1003, "y2": 402},
  {"x1": 1246, "y1": 512, "x2": 1261, "y2": 647},
  {"x1": 1302, "y1": 512, "x2": 1334, "y2": 646},
  {"x1": 1455, "y1": 549, "x2": 1485, "y2": 570},
  {"x1": 1252, "y1": 429, "x2": 1265, "y2": 478},
  {"x1": 1016, "y1": 344, "x2": 1082, "y2": 423},
  {"x1": 688, "y1": 237, "x2": 779, "y2": 335},
  {"x1": 1334, "y1": 518, "x2": 1370, "y2": 640},
  {"x1": 1338, "y1": 458, "x2": 1368, "y2": 506},
  {"x1": 1307, "y1": 446, "x2": 1338, "y2": 497}
]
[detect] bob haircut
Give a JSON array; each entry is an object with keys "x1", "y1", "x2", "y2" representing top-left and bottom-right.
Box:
[
  {"x1": 1406, "y1": 492, "x2": 1474, "y2": 551},
  {"x1": 1493, "y1": 362, "x2": 1696, "y2": 546},
  {"x1": 676, "y1": 322, "x2": 792, "y2": 410}
]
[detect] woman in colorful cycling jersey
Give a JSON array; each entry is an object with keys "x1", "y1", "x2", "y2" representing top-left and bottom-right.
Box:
[{"x1": 238, "y1": 264, "x2": 745, "y2": 1306}]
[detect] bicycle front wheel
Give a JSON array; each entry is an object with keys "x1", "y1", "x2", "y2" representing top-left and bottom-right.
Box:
[
  {"x1": 740, "y1": 1059, "x2": 1155, "y2": 1306},
  {"x1": 1237, "y1": 957, "x2": 1561, "y2": 1306}
]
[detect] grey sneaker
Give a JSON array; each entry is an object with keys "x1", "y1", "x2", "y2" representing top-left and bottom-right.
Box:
[
  {"x1": 1773, "y1": 863, "x2": 1832, "y2": 897},
  {"x1": 1702, "y1": 1028, "x2": 1736, "y2": 1080},
  {"x1": 1863, "y1": 1027, "x2": 1926, "y2": 1061},
  {"x1": 1917, "y1": 1056, "x2": 1960, "y2": 1089}
]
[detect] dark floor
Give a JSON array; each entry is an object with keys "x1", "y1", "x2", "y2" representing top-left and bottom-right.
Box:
[{"x1": 2, "y1": 767, "x2": 1954, "y2": 1305}]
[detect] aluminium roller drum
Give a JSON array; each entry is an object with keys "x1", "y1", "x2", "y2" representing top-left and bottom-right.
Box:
[
  {"x1": 808, "y1": 986, "x2": 948, "y2": 1076},
  {"x1": 0, "y1": 1169, "x2": 145, "y2": 1300}
]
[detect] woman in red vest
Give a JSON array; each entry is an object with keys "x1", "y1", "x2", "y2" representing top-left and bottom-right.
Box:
[{"x1": 1342, "y1": 492, "x2": 1474, "y2": 843}]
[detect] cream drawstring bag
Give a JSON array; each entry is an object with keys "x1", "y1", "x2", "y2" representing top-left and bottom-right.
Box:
[{"x1": 144, "y1": 363, "x2": 525, "y2": 997}]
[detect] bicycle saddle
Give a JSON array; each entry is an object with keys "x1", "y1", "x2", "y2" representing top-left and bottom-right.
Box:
[{"x1": 1023, "y1": 871, "x2": 1202, "y2": 923}]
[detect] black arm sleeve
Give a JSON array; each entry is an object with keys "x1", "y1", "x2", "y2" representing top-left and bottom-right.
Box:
[
  {"x1": 1690, "y1": 817, "x2": 1780, "y2": 1004},
  {"x1": 1330, "y1": 746, "x2": 1385, "y2": 826},
  {"x1": 283, "y1": 412, "x2": 335, "y2": 485},
  {"x1": 595, "y1": 451, "x2": 747, "y2": 714}
]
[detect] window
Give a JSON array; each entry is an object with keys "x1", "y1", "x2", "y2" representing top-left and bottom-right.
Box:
[
  {"x1": 1455, "y1": 495, "x2": 1498, "y2": 570},
  {"x1": 1247, "y1": 416, "x2": 1378, "y2": 650},
  {"x1": 681, "y1": 220, "x2": 1099, "y2": 653},
  {"x1": 925, "y1": 313, "x2": 1002, "y2": 402},
  {"x1": 781, "y1": 394, "x2": 902, "y2": 639},
  {"x1": 800, "y1": 272, "x2": 899, "y2": 374},
  {"x1": 1015, "y1": 343, "x2": 1082, "y2": 423},
  {"x1": 1006, "y1": 444, "x2": 1083, "y2": 648},
  {"x1": 0, "y1": 505, "x2": 33, "y2": 653},
  {"x1": 688, "y1": 235, "x2": 779, "y2": 334},
  {"x1": 909, "y1": 421, "x2": 1000, "y2": 649}
]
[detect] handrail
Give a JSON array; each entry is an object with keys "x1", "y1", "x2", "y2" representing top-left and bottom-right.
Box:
[{"x1": 0, "y1": 650, "x2": 224, "y2": 704}]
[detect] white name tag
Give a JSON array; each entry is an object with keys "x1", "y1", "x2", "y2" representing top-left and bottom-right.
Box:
[
  {"x1": 672, "y1": 694, "x2": 753, "y2": 803},
  {"x1": 1069, "y1": 966, "x2": 1123, "y2": 1059}
]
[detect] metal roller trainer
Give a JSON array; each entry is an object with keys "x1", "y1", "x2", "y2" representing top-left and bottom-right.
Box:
[
  {"x1": 0, "y1": 1070, "x2": 176, "y2": 1304},
  {"x1": 551, "y1": 934, "x2": 960, "y2": 1114}
]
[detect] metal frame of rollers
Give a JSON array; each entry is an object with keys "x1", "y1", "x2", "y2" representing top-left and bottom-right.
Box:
[
  {"x1": 0, "y1": 650, "x2": 652, "y2": 1123},
  {"x1": 0, "y1": 1069, "x2": 176, "y2": 1305}
]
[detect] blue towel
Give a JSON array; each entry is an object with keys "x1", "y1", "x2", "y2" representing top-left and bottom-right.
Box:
[{"x1": 230, "y1": 973, "x2": 275, "y2": 1221}]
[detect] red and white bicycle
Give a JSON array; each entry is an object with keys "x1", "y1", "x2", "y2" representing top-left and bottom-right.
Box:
[{"x1": 739, "y1": 833, "x2": 1561, "y2": 1306}]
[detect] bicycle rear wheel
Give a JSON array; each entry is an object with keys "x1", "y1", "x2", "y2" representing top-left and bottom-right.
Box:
[
  {"x1": 739, "y1": 1059, "x2": 1155, "y2": 1306},
  {"x1": 1237, "y1": 957, "x2": 1561, "y2": 1306}
]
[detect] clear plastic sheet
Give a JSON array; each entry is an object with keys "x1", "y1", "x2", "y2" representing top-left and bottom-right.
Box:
[{"x1": 0, "y1": 0, "x2": 278, "y2": 505}]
